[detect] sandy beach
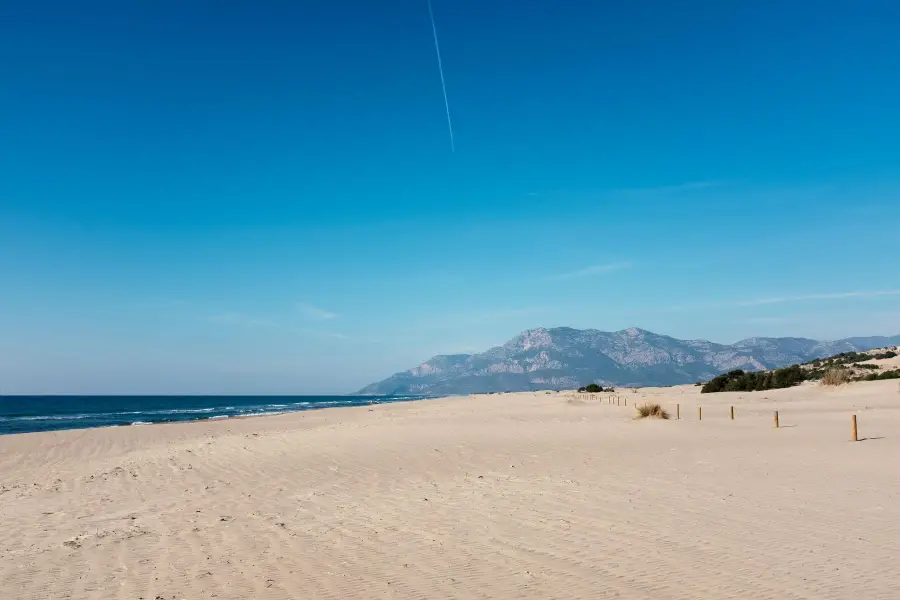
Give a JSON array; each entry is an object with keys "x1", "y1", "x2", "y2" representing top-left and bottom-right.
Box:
[{"x1": 2, "y1": 381, "x2": 899, "y2": 599}]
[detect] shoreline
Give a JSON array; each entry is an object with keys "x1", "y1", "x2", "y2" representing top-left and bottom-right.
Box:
[{"x1": 0, "y1": 393, "x2": 443, "y2": 437}]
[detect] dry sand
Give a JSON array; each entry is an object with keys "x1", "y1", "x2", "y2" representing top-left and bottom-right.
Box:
[{"x1": 2, "y1": 380, "x2": 899, "y2": 599}]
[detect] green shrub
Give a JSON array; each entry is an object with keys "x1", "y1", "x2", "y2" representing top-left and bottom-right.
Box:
[
  {"x1": 701, "y1": 365, "x2": 805, "y2": 393},
  {"x1": 577, "y1": 383, "x2": 604, "y2": 393},
  {"x1": 805, "y1": 350, "x2": 897, "y2": 368},
  {"x1": 862, "y1": 369, "x2": 900, "y2": 381}
]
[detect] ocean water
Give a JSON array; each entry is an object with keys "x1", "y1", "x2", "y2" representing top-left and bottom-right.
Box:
[{"x1": 0, "y1": 395, "x2": 430, "y2": 436}]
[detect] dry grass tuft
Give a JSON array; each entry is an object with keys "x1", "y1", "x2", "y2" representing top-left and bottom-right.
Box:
[
  {"x1": 821, "y1": 367, "x2": 852, "y2": 386},
  {"x1": 635, "y1": 403, "x2": 670, "y2": 419}
]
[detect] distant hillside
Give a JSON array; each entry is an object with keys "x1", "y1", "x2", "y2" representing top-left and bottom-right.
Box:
[
  {"x1": 701, "y1": 346, "x2": 900, "y2": 393},
  {"x1": 357, "y1": 327, "x2": 900, "y2": 395}
]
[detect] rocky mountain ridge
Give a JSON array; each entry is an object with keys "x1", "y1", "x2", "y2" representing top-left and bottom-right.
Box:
[{"x1": 357, "y1": 327, "x2": 900, "y2": 395}]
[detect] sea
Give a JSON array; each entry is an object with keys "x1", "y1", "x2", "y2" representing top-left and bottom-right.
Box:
[{"x1": 0, "y1": 394, "x2": 431, "y2": 436}]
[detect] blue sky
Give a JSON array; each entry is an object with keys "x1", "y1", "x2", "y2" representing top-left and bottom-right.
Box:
[{"x1": 2, "y1": 0, "x2": 899, "y2": 394}]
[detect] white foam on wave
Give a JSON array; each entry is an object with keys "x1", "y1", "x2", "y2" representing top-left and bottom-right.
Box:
[
  {"x1": 239, "y1": 410, "x2": 285, "y2": 418},
  {"x1": 130, "y1": 407, "x2": 226, "y2": 415},
  {"x1": 1, "y1": 414, "x2": 93, "y2": 421}
]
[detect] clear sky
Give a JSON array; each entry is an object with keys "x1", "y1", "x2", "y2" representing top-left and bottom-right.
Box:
[{"x1": 2, "y1": 1, "x2": 900, "y2": 394}]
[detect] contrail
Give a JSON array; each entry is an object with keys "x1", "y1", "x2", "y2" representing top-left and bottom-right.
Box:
[{"x1": 427, "y1": 0, "x2": 455, "y2": 152}]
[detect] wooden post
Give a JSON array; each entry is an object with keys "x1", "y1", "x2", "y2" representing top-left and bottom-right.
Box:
[
  {"x1": 773, "y1": 411, "x2": 780, "y2": 428},
  {"x1": 730, "y1": 406, "x2": 734, "y2": 420},
  {"x1": 851, "y1": 415, "x2": 858, "y2": 442},
  {"x1": 617, "y1": 397, "x2": 620, "y2": 406},
  {"x1": 676, "y1": 404, "x2": 680, "y2": 420},
  {"x1": 698, "y1": 407, "x2": 702, "y2": 421}
]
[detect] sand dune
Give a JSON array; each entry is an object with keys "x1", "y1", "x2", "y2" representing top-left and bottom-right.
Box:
[{"x1": 2, "y1": 380, "x2": 899, "y2": 599}]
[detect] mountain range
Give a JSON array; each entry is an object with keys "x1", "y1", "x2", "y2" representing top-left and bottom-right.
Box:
[{"x1": 356, "y1": 327, "x2": 900, "y2": 395}]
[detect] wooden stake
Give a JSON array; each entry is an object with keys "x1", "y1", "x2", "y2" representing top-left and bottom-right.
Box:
[
  {"x1": 730, "y1": 406, "x2": 734, "y2": 420},
  {"x1": 773, "y1": 411, "x2": 780, "y2": 428},
  {"x1": 851, "y1": 415, "x2": 858, "y2": 442},
  {"x1": 698, "y1": 407, "x2": 702, "y2": 421},
  {"x1": 676, "y1": 403, "x2": 680, "y2": 420}
]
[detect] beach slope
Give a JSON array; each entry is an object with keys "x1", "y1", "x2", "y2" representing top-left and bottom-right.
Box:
[{"x1": 2, "y1": 382, "x2": 899, "y2": 599}]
